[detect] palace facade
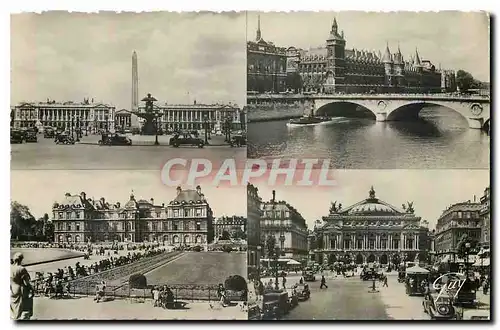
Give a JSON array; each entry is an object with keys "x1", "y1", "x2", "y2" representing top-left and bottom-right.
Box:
[
  {"x1": 136, "y1": 102, "x2": 245, "y2": 132},
  {"x1": 247, "y1": 16, "x2": 288, "y2": 94},
  {"x1": 261, "y1": 193, "x2": 309, "y2": 261},
  {"x1": 247, "y1": 184, "x2": 263, "y2": 273},
  {"x1": 11, "y1": 98, "x2": 116, "y2": 132},
  {"x1": 52, "y1": 186, "x2": 214, "y2": 247},
  {"x1": 248, "y1": 17, "x2": 457, "y2": 94},
  {"x1": 310, "y1": 187, "x2": 429, "y2": 266}
]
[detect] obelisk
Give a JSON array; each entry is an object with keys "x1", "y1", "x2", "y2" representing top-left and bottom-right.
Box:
[{"x1": 131, "y1": 51, "x2": 140, "y2": 128}]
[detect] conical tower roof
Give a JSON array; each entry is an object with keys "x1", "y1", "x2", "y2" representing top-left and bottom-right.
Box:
[
  {"x1": 382, "y1": 43, "x2": 393, "y2": 63},
  {"x1": 414, "y1": 48, "x2": 422, "y2": 66}
]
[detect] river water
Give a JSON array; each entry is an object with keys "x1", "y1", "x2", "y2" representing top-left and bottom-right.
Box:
[{"x1": 247, "y1": 106, "x2": 490, "y2": 169}]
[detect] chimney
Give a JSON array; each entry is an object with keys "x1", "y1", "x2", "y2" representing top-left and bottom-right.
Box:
[
  {"x1": 176, "y1": 186, "x2": 182, "y2": 195},
  {"x1": 473, "y1": 195, "x2": 476, "y2": 202},
  {"x1": 162, "y1": 203, "x2": 165, "y2": 207},
  {"x1": 150, "y1": 198, "x2": 154, "y2": 205},
  {"x1": 100, "y1": 197, "x2": 105, "y2": 204},
  {"x1": 65, "y1": 193, "x2": 71, "y2": 197},
  {"x1": 272, "y1": 190, "x2": 276, "y2": 203},
  {"x1": 116, "y1": 202, "x2": 121, "y2": 208},
  {"x1": 80, "y1": 192, "x2": 86, "y2": 200},
  {"x1": 196, "y1": 185, "x2": 201, "y2": 194}
]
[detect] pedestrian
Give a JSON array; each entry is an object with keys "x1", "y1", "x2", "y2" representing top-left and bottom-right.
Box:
[
  {"x1": 282, "y1": 276, "x2": 287, "y2": 289},
  {"x1": 320, "y1": 275, "x2": 328, "y2": 289},
  {"x1": 10, "y1": 253, "x2": 33, "y2": 320},
  {"x1": 483, "y1": 278, "x2": 489, "y2": 295},
  {"x1": 383, "y1": 275, "x2": 388, "y2": 287}
]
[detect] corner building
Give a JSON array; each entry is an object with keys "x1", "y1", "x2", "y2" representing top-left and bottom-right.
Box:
[
  {"x1": 311, "y1": 187, "x2": 428, "y2": 265},
  {"x1": 247, "y1": 184, "x2": 263, "y2": 274},
  {"x1": 52, "y1": 186, "x2": 214, "y2": 248}
]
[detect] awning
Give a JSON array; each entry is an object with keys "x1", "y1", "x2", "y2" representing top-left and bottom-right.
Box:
[
  {"x1": 287, "y1": 259, "x2": 301, "y2": 265},
  {"x1": 478, "y1": 248, "x2": 490, "y2": 257},
  {"x1": 406, "y1": 265, "x2": 430, "y2": 274}
]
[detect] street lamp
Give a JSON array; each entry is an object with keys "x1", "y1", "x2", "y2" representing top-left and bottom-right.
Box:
[
  {"x1": 75, "y1": 117, "x2": 80, "y2": 142},
  {"x1": 256, "y1": 245, "x2": 262, "y2": 280},
  {"x1": 203, "y1": 115, "x2": 209, "y2": 145},
  {"x1": 465, "y1": 242, "x2": 471, "y2": 276}
]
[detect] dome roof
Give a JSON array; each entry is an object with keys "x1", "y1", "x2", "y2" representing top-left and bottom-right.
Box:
[{"x1": 347, "y1": 201, "x2": 400, "y2": 215}]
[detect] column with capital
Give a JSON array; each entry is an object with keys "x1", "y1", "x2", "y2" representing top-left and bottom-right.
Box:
[
  {"x1": 416, "y1": 235, "x2": 419, "y2": 250},
  {"x1": 389, "y1": 235, "x2": 392, "y2": 250},
  {"x1": 400, "y1": 233, "x2": 404, "y2": 251}
]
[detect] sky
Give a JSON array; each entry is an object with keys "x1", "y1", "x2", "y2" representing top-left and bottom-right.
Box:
[
  {"x1": 247, "y1": 11, "x2": 490, "y2": 82},
  {"x1": 255, "y1": 170, "x2": 490, "y2": 230},
  {"x1": 10, "y1": 170, "x2": 246, "y2": 219},
  {"x1": 11, "y1": 12, "x2": 246, "y2": 109}
]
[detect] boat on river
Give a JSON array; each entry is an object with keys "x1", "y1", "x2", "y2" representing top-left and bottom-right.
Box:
[{"x1": 287, "y1": 115, "x2": 333, "y2": 127}]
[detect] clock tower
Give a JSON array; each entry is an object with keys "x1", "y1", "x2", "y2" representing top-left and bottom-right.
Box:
[{"x1": 325, "y1": 18, "x2": 346, "y2": 94}]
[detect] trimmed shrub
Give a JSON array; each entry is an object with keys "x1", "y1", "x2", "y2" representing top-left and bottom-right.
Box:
[
  {"x1": 129, "y1": 273, "x2": 147, "y2": 289},
  {"x1": 224, "y1": 275, "x2": 247, "y2": 291}
]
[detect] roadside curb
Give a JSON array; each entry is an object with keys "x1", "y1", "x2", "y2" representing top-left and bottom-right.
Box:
[{"x1": 76, "y1": 142, "x2": 233, "y2": 147}]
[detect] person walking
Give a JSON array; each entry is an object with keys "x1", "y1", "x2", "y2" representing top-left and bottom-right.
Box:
[
  {"x1": 11, "y1": 253, "x2": 33, "y2": 320},
  {"x1": 383, "y1": 275, "x2": 388, "y2": 287},
  {"x1": 282, "y1": 276, "x2": 287, "y2": 289},
  {"x1": 320, "y1": 275, "x2": 328, "y2": 289}
]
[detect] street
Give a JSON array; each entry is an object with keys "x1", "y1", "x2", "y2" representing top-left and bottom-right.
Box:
[
  {"x1": 11, "y1": 134, "x2": 245, "y2": 170},
  {"x1": 145, "y1": 251, "x2": 247, "y2": 285}
]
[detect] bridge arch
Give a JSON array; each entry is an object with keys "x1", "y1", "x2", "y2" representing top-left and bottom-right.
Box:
[
  {"x1": 314, "y1": 101, "x2": 376, "y2": 119},
  {"x1": 386, "y1": 101, "x2": 466, "y2": 122}
]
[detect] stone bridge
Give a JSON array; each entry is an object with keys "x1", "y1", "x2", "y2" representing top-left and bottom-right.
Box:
[
  {"x1": 247, "y1": 93, "x2": 490, "y2": 129},
  {"x1": 310, "y1": 94, "x2": 490, "y2": 129}
]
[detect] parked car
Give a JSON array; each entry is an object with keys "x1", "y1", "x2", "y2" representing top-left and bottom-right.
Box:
[
  {"x1": 43, "y1": 126, "x2": 55, "y2": 138},
  {"x1": 10, "y1": 129, "x2": 25, "y2": 144},
  {"x1": 295, "y1": 283, "x2": 311, "y2": 301},
  {"x1": 262, "y1": 290, "x2": 289, "y2": 320},
  {"x1": 303, "y1": 269, "x2": 316, "y2": 282},
  {"x1": 169, "y1": 133, "x2": 204, "y2": 148},
  {"x1": 230, "y1": 134, "x2": 246, "y2": 147},
  {"x1": 422, "y1": 292, "x2": 457, "y2": 320},
  {"x1": 25, "y1": 131, "x2": 38, "y2": 142},
  {"x1": 55, "y1": 132, "x2": 75, "y2": 145},
  {"x1": 99, "y1": 133, "x2": 132, "y2": 146}
]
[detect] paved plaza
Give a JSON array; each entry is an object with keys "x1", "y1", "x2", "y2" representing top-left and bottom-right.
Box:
[
  {"x1": 11, "y1": 134, "x2": 245, "y2": 170},
  {"x1": 30, "y1": 296, "x2": 246, "y2": 320}
]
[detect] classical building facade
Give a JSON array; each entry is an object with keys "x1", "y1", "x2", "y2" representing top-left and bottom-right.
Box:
[
  {"x1": 311, "y1": 187, "x2": 428, "y2": 266},
  {"x1": 248, "y1": 17, "x2": 456, "y2": 95},
  {"x1": 261, "y1": 194, "x2": 308, "y2": 261},
  {"x1": 479, "y1": 187, "x2": 490, "y2": 249},
  {"x1": 247, "y1": 184, "x2": 263, "y2": 273},
  {"x1": 12, "y1": 99, "x2": 116, "y2": 132},
  {"x1": 214, "y1": 215, "x2": 247, "y2": 240},
  {"x1": 247, "y1": 16, "x2": 287, "y2": 94},
  {"x1": 137, "y1": 102, "x2": 244, "y2": 132},
  {"x1": 52, "y1": 186, "x2": 214, "y2": 247},
  {"x1": 434, "y1": 201, "x2": 482, "y2": 259},
  {"x1": 115, "y1": 109, "x2": 133, "y2": 130}
]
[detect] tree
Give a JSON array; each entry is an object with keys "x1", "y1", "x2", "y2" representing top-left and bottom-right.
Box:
[
  {"x1": 286, "y1": 72, "x2": 303, "y2": 93},
  {"x1": 456, "y1": 234, "x2": 480, "y2": 259},
  {"x1": 10, "y1": 201, "x2": 36, "y2": 241},
  {"x1": 456, "y1": 70, "x2": 475, "y2": 92},
  {"x1": 265, "y1": 235, "x2": 276, "y2": 259},
  {"x1": 221, "y1": 230, "x2": 231, "y2": 241},
  {"x1": 231, "y1": 227, "x2": 246, "y2": 240}
]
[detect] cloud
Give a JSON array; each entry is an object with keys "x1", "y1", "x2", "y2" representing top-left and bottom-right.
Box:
[{"x1": 11, "y1": 12, "x2": 246, "y2": 108}]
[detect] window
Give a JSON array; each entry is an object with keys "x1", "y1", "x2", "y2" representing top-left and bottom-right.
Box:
[
  {"x1": 58, "y1": 212, "x2": 63, "y2": 219},
  {"x1": 75, "y1": 212, "x2": 80, "y2": 219},
  {"x1": 173, "y1": 210, "x2": 179, "y2": 217},
  {"x1": 67, "y1": 223, "x2": 71, "y2": 231},
  {"x1": 196, "y1": 222, "x2": 201, "y2": 231},
  {"x1": 76, "y1": 223, "x2": 80, "y2": 231},
  {"x1": 457, "y1": 211, "x2": 463, "y2": 218},
  {"x1": 196, "y1": 208, "x2": 202, "y2": 216},
  {"x1": 185, "y1": 210, "x2": 189, "y2": 217},
  {"x1": 163, "y1": 221, "x2": 168, "y2": 231},
  {"x1": 156, "y1": 212, "x2": 161, "y2": 218},
  {"x1": 173, "y1": 222, "x2": 178, "y2": 231},
  {"x1": 152, "y1": 222, "x2": 157, "y2": 231}
]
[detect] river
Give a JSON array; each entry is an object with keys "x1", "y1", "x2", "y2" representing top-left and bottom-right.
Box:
[{"x1": 247, "y1": 106, "x2": 490, "y2": 169}]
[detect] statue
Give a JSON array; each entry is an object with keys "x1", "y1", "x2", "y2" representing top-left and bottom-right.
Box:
[
  {"x1": 369, "y1": 186, "x2": 376, "y2": 199},
  {"x1": 132, "y1": 93, "x2": 163, "y2": 136},
  {"x1": 338, "y1": 203, "x2": 342, "y2": 211},
  {"x1": 330, "y1": 201, "x2": 337, "y2": 213},
  {"x1": 402, "y1": 204, "x2": 406, "y2": 210},
  {"x1": 406, "y1": 202, "x2": 414, "y2": 214}
]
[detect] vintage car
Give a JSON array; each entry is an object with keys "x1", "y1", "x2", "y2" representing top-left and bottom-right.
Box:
[
  {"x1": 55, "y1": 133, "x2": 75, "y2": 145},
  {"x1": 25, "y1": 130, "x2": 38, "y2": 142},
  {"x1": 43, "y1": 126, "x2": 55, "y2": 138},
  {"x1": 99, "y1": 133, "x2": 132, "y2": 146},
  {"x1": 262, "y1": 290, "x2": 290, "y2": 320},
  {"x1": 361, "y1": 269, "x2": 381, "y2": 281},
  {"x1": 169, "y1": 133, "x2": 204, "y2": 148},
  {"x1": 422, "y1": 292, "x2": 457, "y2": 320},
  {"x1": 398, "y1": 271, "x2": 406, "y2": 283},
  {"x1": 453, "y1": 278, "x2": 478, "y2": 307},
  {"x1": 303, "y1": 270, "x2": 316, "y2": 282},
  {"x1": 230, "y1": 134, "x2": 246, "y2": 147},
  {"x1": 10, "y1": 129, "x2": 25, "y2": 143},
  {"x1": 295, "y1": 283, "x2": 311, "y2": 301},
  {"x1": 248, "y1": 305, "x2": 262, "y2": 320}
]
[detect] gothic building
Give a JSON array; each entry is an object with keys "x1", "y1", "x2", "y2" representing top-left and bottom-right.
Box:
[
  {"x1": 310, "y1": 187, "x2": 428, "y2": 266},
  {"x1": 52, "y1": 186, "x2": 214, "y2": 247},
  {"x1": 247, "y1": 16, "x2": 288, "y2": 94},
  {"x1": 248, "y1": 17, "x2": 457, "y2": 94}
]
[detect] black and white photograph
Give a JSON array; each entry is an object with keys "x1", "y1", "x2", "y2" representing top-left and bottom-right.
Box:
[
  {"x1": 247, "y1": 170, "x2": 490, "y2": 320},
  {"x1": 10, "y1": 12, "x2": 247, "y2": 170},
  {"x1": 10, "y1": 170, "x2": 247, "y2": 320},
  {"x1": 246, "y1": 12, "x2": 490, "y2": 169}
]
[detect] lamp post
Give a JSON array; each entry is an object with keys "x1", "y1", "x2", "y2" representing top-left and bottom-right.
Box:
[
  {"x1": 256, "y1": 245, "x2": 262, "y2": 280},
  {"x1": 154, "y1": 112, "x2": 159, "y2": 146},
  {"x1": 203, "y1": 115, "x2": 209, "y2": 144},
  {"x1": 465, "y1": 242, "x2": 471, "y2": 276},
  {"x1": 75, "y1": 117, "x2": 80, "y2": 142}
]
